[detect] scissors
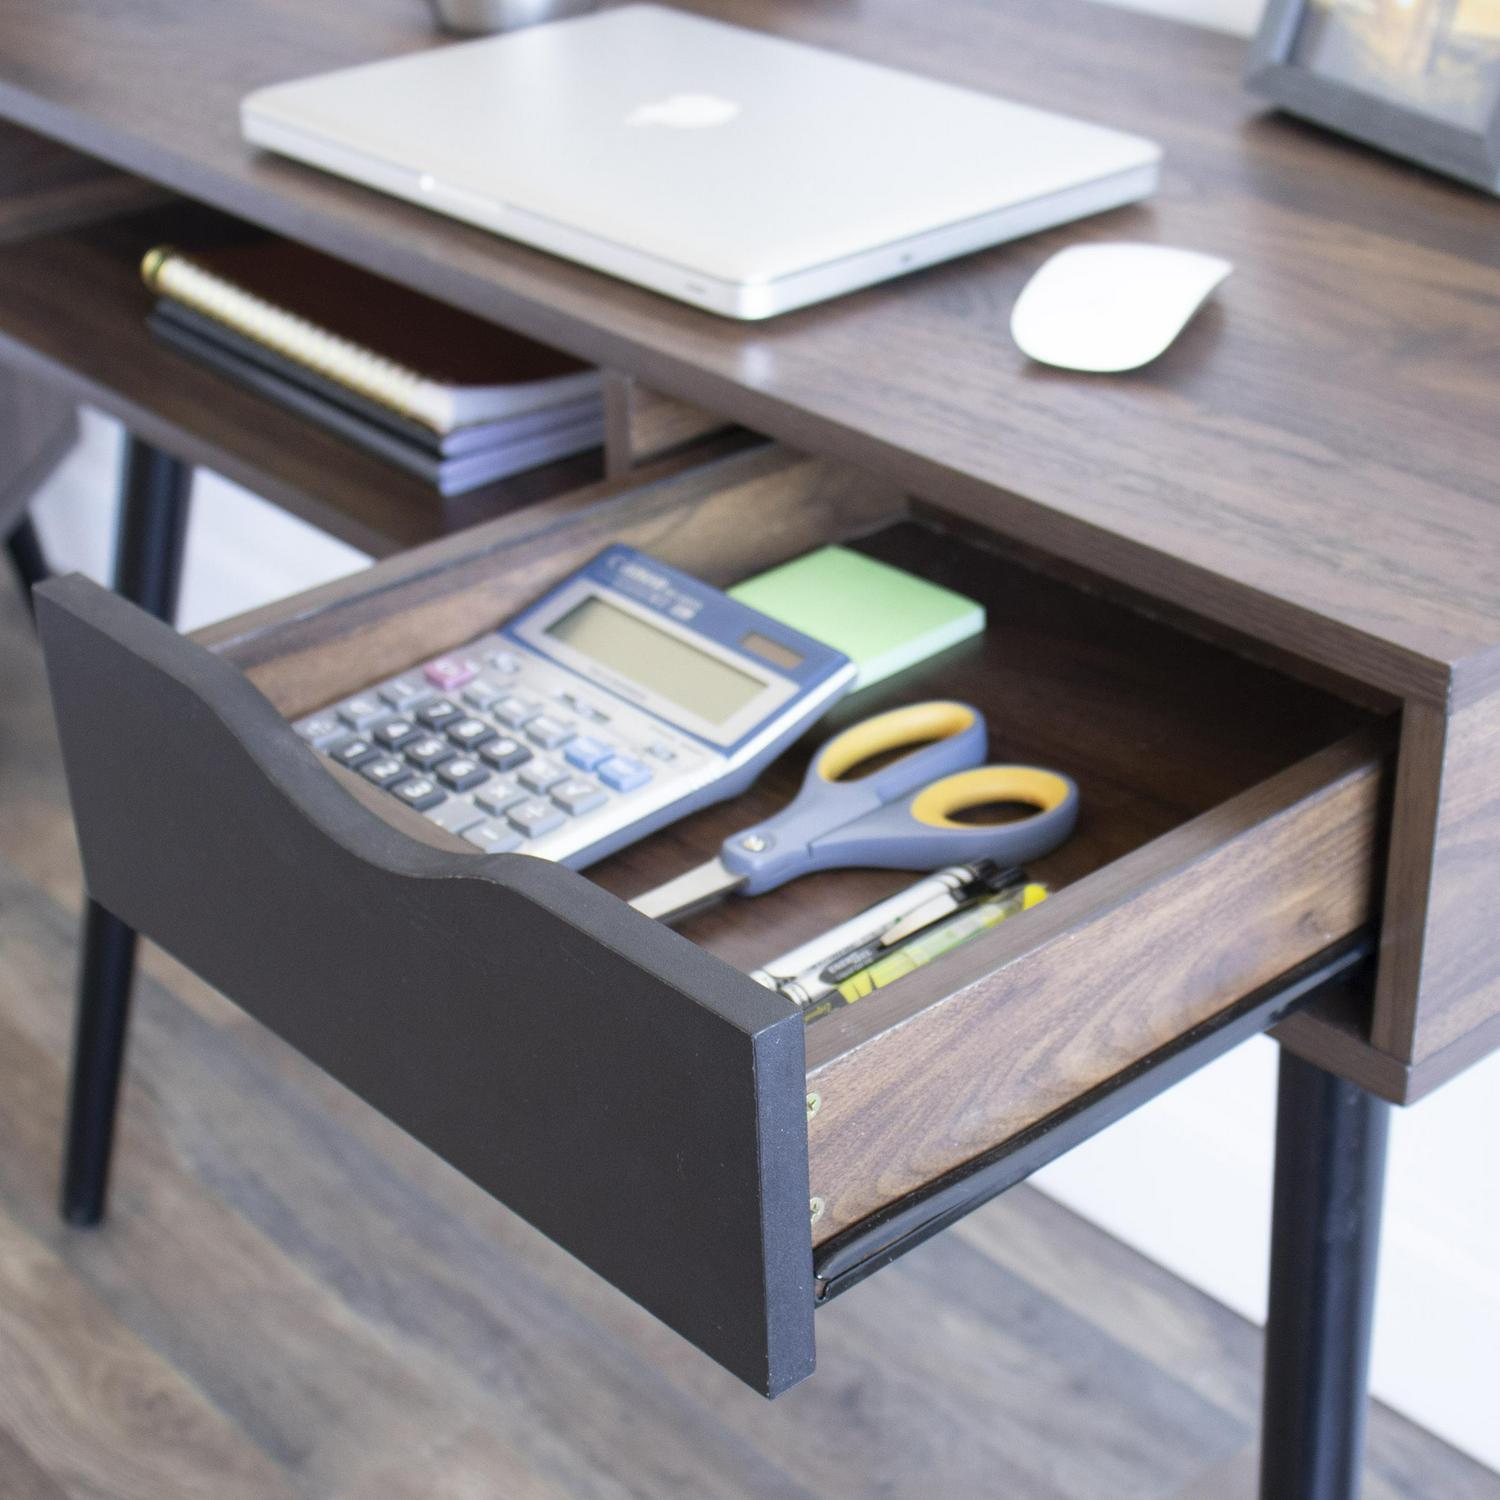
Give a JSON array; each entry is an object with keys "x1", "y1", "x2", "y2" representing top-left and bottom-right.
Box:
[{"x1": 630, "y1": 700, "x2": 1079, "y2": 923}]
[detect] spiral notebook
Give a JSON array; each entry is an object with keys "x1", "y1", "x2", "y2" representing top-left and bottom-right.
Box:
[{"x1": 141, "y1": 239, "x2": 601, "y2": 433}]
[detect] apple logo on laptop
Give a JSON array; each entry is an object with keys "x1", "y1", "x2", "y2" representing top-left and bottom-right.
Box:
[{"x1": 626, "y1": 92, "x2": 741, "y2": 129}]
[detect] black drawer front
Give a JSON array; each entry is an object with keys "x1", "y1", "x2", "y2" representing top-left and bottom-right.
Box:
[{"x1": 37, "y1": 576, "x2": 815, "y2": 1396}]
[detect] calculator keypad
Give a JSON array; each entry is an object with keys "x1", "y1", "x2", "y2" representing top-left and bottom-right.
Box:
[{"x1": 295, "y1": 631, "x2": 712, "y2": 865}]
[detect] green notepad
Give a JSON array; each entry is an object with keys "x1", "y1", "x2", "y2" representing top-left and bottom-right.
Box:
[{"x1": 730, "y1": 546, "x2": 984, "y2": 691}]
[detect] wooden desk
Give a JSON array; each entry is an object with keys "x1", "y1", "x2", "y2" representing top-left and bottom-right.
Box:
[
  {"x1": 3, "y1": 0, "x2": 1495, "y2": 1491},
  {"x1": 4, "y1": 0, "x2": 1498, "y2": 1091}
]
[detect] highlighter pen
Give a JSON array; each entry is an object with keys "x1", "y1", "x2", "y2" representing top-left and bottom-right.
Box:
[
  {"x1": 749, "y1": 862, "x2": 1007, "y2": 1005},
  {"x1": 834, "y1": 881, "x2": 1049, "y2": 1004}
]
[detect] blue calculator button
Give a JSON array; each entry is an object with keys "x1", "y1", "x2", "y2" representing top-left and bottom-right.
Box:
[
  {"x1": 564, "y1": 735, "x2": 613, "y2": 771},
  {"x1": 598, "y1": 755, "x2": 652, "y2": 792}
]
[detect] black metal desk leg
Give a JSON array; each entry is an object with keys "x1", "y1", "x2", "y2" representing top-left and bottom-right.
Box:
[
  {"x1": 1260, "y1": 1049, "x2": 1390, "y2": 1500},
  {"x1": 60, "y1": 437, "x2": 192, "y2": 1226}
]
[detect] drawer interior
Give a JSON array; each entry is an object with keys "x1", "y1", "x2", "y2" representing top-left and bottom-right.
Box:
[
  {"x1": 583, "y1": 518, "x2": 1369, "y2": 971},
  {"x1": 218, "y1": 446, "x2": 1376, "y2": 1008}
]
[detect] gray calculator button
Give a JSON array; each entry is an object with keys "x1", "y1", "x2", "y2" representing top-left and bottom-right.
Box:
[
  {"x1": 647, "y1": 741, "x2": 678, "y2": 762},
  {"x1": 485, "y1": 650, "x2": 520, "y2": 675},
  {"x1": 338, "y1": 695, "x2": 386, "y2": 729},
  {"x1": 426, "y1": 798, "x2": 487, "y2": 835},
  {"x1": 479, "y1": 736, "x2": 531, "y2": 771},
  {"x1": 329, "y1": 735, "x2": 380, "y2": 768},
  {"x1": 446, "y1": 717, "x2": 496, "y2": 751},
  {"x1": 494, "y1": 694, "x2": 542, "y2": 728},
  {"x1": 415, "y1": 698, "x2": 463, "y2": 728},
  {"x1": 475, "y1": 781, "x2": 525, "y2": 816},
  {"x1": 436, "y1": 756, "x2": 488, "y2": 791},
  {"x1": 463, "y1": 819, "x2": 523, "y2": 853},
  {"x1": 462, "y1": 677, "x2": 507, "y2": 709},
  {"x1": 518, "y1": 758, "x2": 566, "y2": 793},
  {"x1": 295, "y1": 713, "x2": 344, "y2": 746},
  {"x1": 360, "y1": 755, "x2": 411, "y2": 789},
  {"x1": 392, "y1": 776, "x2": 444, "y2": 812},
  {"x1": 526, "y1": 713, "x2": 574, "y2": 748},
  {"x1": 404, "y1": 735, "x2": 454, "y2": 770},
  {"x1": 379, "y1": 678, "x2": 427, "y2": 709},
  {"x1": 507, "y1": 797, "x2": 564, "y2": 838},
  {"x1": 551, "y1": 776, "x2": 607, "y2": 815},
  {"x1": 373, "y1": 717, "x2": 422, "y2": 750}
]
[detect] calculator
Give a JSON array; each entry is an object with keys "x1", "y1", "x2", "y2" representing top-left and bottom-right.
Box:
[{"x1": 294, "y1": 545, "x2": 856, "y2": 867}]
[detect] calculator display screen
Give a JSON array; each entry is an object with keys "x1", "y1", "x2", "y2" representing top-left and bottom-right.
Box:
[
  {"x1": 546, "y1": 595, "x2": 767, "y2": 725},
  {"x1": 740, "y1": 631, "x2": 804, "y2": 672}
]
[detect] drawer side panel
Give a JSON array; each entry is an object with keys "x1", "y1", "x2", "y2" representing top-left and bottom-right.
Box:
[{"x1": 1375, "y1": 695, "x2": 1500, "y2": 1084}]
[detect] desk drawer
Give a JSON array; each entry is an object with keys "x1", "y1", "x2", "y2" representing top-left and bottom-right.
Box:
[{"x1": 36, "y1": 444, "x2": 1388, "y2": 1396}]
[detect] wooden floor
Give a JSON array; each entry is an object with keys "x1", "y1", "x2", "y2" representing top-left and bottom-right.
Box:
[{"x1": 1, "y1": 565, "x2": 1496, "y2": 1500}]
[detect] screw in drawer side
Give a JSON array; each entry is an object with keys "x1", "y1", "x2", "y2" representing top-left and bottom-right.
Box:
[
  {"x1": 806, "y1": 1091, "x2": 821, "y2": 1120},
  {"x1": 810, "y1": 1196, "x2": 825, "y2": 1223}
]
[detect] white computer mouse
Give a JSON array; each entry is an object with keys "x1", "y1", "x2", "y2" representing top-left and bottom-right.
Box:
[{"x1": 1010, "y1": 242, "x2": 1233, "y2": 373}]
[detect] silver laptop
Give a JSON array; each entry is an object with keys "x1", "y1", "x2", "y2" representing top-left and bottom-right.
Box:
[{"x1": 241, "y1": 5, "x2": 1161, "y2": 320}]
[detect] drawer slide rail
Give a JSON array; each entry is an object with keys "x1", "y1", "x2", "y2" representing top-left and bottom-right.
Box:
[{"x1": 812, "y1": 935, "x2": 1374, "y2": 1302}]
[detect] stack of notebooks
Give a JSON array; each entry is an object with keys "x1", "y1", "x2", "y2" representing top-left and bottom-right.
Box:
[{"x1": 141, "y1": 239, "x2": 604, "y2": 496}]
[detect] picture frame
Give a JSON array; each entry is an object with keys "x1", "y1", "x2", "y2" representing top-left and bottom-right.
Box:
[{"x1": 1246, "y1": 0, "x2": 1500, "y2": 193}]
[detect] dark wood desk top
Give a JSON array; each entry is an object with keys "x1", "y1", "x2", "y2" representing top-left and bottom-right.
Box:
[
  {"x1": 2, "y1": 0, "x2": 1497, "y2": 708},
  {"x1": 4, "y1": 0, "x2": 1500, "y2": 1082}
]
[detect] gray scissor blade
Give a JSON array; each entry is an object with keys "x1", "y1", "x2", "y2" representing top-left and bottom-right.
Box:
[{"x1": 629, "y1": 857, "x2": 744, "y2": 923}]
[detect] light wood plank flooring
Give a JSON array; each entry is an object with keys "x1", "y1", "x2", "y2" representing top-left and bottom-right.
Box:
[{"x1": 1, "y1": 564, "x2": 1495, "y2": 1500}]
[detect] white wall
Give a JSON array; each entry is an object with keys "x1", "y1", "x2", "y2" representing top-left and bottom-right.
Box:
[
  {"x1": 24, "y1": 0, "x2": 1499, "y2": 1469},
  {"x1": 1103, "y1": 0, "x2": 1264, "y2": 34},
  {"x1": 31, "y1": 410, "x2": 369, "y2": 632},
  {"x1": 1036, "y1": 1040, "x2": 1500, "y2": 1471}
]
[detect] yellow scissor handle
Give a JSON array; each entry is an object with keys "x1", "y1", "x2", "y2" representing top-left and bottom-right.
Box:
[
  {"x1": 815, "y1": 701, "x2": 981, "y2": 783},
  {"x1": 910, "y1": 766, "x2": 1075, "y2": 829}
]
